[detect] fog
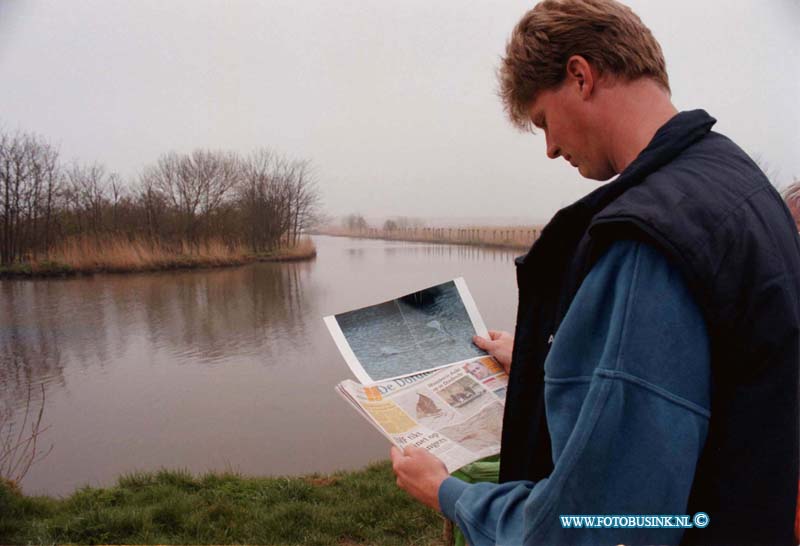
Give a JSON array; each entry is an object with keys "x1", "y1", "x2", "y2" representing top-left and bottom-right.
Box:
[{"x1": 1, "y1": 0, "x2": 797, "y2": 224}]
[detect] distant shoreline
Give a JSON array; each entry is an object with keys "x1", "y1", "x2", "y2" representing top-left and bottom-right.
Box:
[{"x1": 313, "y1": 225, "x2": 541, "y2": 251}]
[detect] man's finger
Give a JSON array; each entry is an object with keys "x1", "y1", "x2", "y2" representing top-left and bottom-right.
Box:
[
  {"x1": 488, "y1": 330, "x2": 504, "y2": 340},
  {"x1": 390, "y1": 446, "x2": 403, "y2": 463}
]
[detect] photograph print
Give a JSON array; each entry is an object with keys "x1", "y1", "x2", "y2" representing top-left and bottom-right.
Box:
[{"x1": 325, "y1": 278, "x2": 488, "y2": 383}]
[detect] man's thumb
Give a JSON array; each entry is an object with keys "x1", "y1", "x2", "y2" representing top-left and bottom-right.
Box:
[{"x1": 472, "y1": 335, "x2": 490, "y2": 349}]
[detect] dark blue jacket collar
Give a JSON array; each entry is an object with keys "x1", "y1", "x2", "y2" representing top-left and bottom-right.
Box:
[{"x1": 517, "y1": 109, "x2": 716, "y2": 268}]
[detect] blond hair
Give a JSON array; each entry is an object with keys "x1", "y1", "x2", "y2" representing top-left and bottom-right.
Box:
[{"x1": 499, "y1": 0, "x2": 670, "y2": 130}]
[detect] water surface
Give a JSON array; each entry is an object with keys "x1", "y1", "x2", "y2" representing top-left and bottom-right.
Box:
[{"x1": 0, "y1": 235, "x2": 521, "y2": 496}]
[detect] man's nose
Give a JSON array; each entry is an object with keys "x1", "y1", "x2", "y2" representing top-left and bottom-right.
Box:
[{"x1": 545, "y1": 133, "x2": 560, "y2": 159}]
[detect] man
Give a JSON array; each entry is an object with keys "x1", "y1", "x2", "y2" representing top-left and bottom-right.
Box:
[
  {"x1": 784, "y1": 180, "x2": 800, "y2": 232},
  {"x1": 390, "y1": 1, "x2": 800, "y2": 544}
]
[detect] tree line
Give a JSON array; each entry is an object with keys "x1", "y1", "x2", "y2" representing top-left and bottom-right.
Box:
[{"x1": 0, "y1": 129, "x2": 320, "y2": 266}]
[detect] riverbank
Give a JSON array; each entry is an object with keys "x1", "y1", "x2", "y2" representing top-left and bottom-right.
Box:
[
  {"x1": 0, "y1": 237, "x2": 317, "y2": 279},
  {"x1": 314, "y1": 225, "x2": 541, "y2": 251},
  {"x1": 0, "y1": 461, "x2": 444, "y2": 545}
]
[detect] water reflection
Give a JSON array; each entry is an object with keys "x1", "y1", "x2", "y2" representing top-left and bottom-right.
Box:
[
  {"x1": 1, "y1": 262, "x2": 316, "y2": 393},
  {"x1": 1, "y1": 236, "x2": 521, "y2": 495},
  {"x1": 133, "y1": 262, "x2": 315, "y2": 366},
  {"x1": 382, "y1": 242, "x2": 521, "y2": 263},
  {"x1": 345, "y1": 248, "x2": 365, "y2": 259},
  {"x1": 0, "y1": 282, "x2": 66, "y2": 407}
]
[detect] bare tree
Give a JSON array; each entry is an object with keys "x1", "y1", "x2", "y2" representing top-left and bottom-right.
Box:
[
  {"x1": 107, "y1": 173, "x2": 125, "y2": 234},
  {"x1": 239, "y1": 149, "x2": 276, "y2": 252},
  {"x1": 191, "y1": 149, "x2": 240, "y2": 244},
  {"x1": 343, "y1": 214, "x2": 368, "y2": 231},
  {"x1": 143, "y1": 150, "x2": 241, "y2": 249},
  {"x1": 238, "y1": 149, "x2": 299, "y2": 252},
  {"x1": 64, "y1": 162, "x2": 111, "y2": 239},
  {"x1": 146, "y1": 152, "x2": 199, "y2": 245},
  {"x1": 134, "y1": 173, "x2": 168, "y2": 243},
  {"x1": 0, "y1": 384, "x2": 53, "y2": 486},
  {"x1": 0, "y1": 131, "x2": 62, "y2": 264},
  {"x1": 287, "y1": 159, "x2": 320, "y2": 245},
  {"x1": 38, "y1": 142, "x2": 61, "y2": 256},
  {"x1": 0, "y1": 125, "x2": 323, "y2": 265}
]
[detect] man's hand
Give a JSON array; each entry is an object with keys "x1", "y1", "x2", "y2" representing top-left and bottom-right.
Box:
[
  {"x1": 473, "y1": 330, "x2": 514, "y2": 374},
  {"x1": 390, "y1": 445, "x2": 449, "y2": 512}
]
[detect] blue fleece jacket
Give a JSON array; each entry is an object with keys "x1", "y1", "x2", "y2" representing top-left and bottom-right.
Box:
[{"x1": 439, "y1": 240, "x2": 711, "y2": 545}]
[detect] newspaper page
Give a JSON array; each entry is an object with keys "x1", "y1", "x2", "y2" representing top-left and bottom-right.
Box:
[
  {"x1": 337, "y1": 356, "x2": 507, "y2": 472},
  {"x1": 324, "y1": 278, "x2": 489, "y2": 384}
]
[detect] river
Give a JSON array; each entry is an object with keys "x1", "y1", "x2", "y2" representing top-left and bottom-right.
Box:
[{"x1": 0, "y1": 235, "x2": 522, "y2": 496}]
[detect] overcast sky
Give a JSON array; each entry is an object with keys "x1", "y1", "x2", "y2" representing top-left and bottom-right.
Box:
[{"x1": 0, "y1": 0, "x2": 797, "y2": 224}]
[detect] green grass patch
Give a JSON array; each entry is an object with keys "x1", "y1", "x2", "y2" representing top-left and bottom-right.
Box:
[{"x1": 0, "y1": 462, "x2": 445, "y2": 545}]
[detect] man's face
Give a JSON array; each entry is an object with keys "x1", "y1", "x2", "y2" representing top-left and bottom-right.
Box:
[{"x1": 528, "y1": 83, "x2": 616, "y2": 181}]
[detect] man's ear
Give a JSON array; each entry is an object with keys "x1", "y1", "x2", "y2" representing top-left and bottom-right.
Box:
[{"x1": 565, "y1": 55, "x2": 594, "y2": 99}]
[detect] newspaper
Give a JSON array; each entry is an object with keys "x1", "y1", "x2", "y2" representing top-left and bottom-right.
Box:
[
  {"x1": 326, "y1": 278, "x2": 506, "y2": 471},
  {"x1": 336, "y1": 356, "x2": 507, "y2": 472}
]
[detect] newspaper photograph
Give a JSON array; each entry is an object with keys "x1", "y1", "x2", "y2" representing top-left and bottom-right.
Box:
[
  {"x1": 324, "y1": 278, "x2": 489, "y2": 383},
  {"x1": 336, "y1": 356, "x2": 507, "y2": 472}
]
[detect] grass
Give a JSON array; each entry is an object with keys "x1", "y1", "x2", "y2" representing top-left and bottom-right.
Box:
[
  {"x1": 0, "y1": 461, "x2": 445, "y2": 545},
  {"x1": 316, "y1": 225, "x2": 541, "y2": 250},
  {"x1": 0, "y1": 236, "x2": 317, "y2": 278}
]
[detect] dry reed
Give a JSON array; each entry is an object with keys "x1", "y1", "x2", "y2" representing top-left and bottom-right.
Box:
[
  {"x1": 266, "y1": 237, "x2": 317, "y2": 261},
  {"x1": 20, "y1": 235, "x2": 316, "y2": 275}
]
